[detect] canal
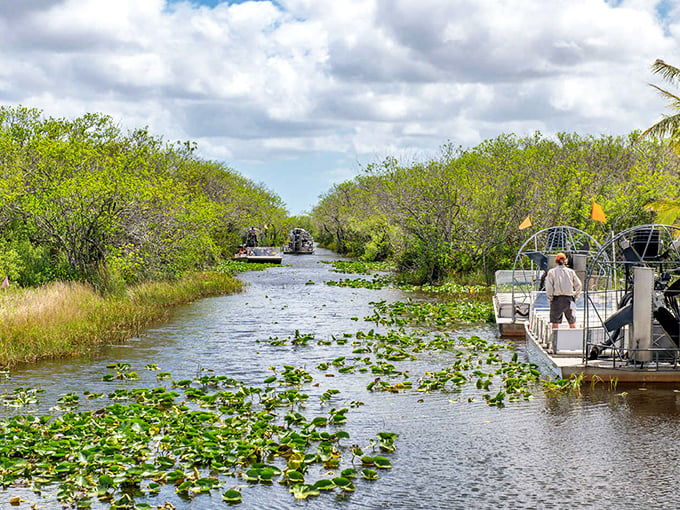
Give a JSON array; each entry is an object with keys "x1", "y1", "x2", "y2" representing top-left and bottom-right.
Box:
[{"x1": 2, "y1": 248, "x2": 680, "y2": 509}]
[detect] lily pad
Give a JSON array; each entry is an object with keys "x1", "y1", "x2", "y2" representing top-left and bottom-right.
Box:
[
  {"x1": 361, "y1": 468, "x2": 379, "y2": 480},
  {"x1": 373, "y1": 456, "x2": 392, "y2": 469},
  {"x1": 341, "y1": 468, "x2": 358, "y2": 478},
  {"x1": 222, "y1": 488, "x2": 242, "y2": 503},
  {"x1": 290, "y1": 484, "x2": 320, "y2": 500},
  {"x1": 313, "y1": 479, "x2": 335, "y2": 491},
  {"x1": 332, "y1": 476, "x2": 355, "y2": 492}
]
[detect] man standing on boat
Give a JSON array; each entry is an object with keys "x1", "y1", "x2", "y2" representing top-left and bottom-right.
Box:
[{"x1": 545, "y1": 252, "x2": 582, "y2": 329}]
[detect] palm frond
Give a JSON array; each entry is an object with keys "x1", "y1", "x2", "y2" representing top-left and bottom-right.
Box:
[
  {"x1": 644, "y1": 199, "x2": 680, "y2": 225},
  {"x1": 649, "y1": 83, "x2": 680, "y2": 107},
  {"x1": 640, "y1": 113, "x2": 680, "y2": 139},
  {"x1": 640, "y1": 59, "x2": 680, "y2": 144},
  {"x1": 651, "y1": 59, "x2": 680, "y2": 86}
]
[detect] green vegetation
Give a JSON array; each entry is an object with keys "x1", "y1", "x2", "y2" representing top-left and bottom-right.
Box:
[
  {"x1": 0, "y1": 106, "x2": 288, "y2": 288},
  {"x1": 0, "y1": 271, "x2": 244, "y2": 368},
  {"x1": 365, "y1": 299, "x2": 494, "y2": 327},
  {"x1": 307, "y1": 299, "x2": 539, "y2": 407},
  {"x1": 311, "y1": 132, "x2": 680, "y2": 284},
  {"x1": 322, "y1": 260, "x2": 394, "y2": 274},
  {"x1": 0, "y1": 368, "x2": 396, "y2": 508},
  {"x1": 640, "y1": 59, "x2": 680, "y2": 149},
  {"x1": 0, "y1": 106, "x2": 292, "y2": 366},
  {"x1": 641, "y1": 59, "x2": 680, "y2": 223}
]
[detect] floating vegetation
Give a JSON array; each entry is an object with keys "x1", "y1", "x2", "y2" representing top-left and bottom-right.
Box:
[
  {"x1": 366, "y1": 299, "x2": 494, "y2": 326},
  {"x1": 322, "y1": 260, "x2": 394, "y2": 274},
  {"x1": 0, "y1": 387, "x2": 44, "y2": 407},
  {"x1": 326, "y1": 276, "x2": 392, "y2": 290},
  {"x1": 0, "y1": 369, "x2": 397, "y2": 508},
  {"x1": 306, "y1": 305, "x2": 540, "y2": 407},
  {"x1": 403, "y1": 282, "x2": 492, "y2": 297},
  {"x1": 261, "y1": 330, "x2": 315, "y2": 347},
  {"x1": 216, "y1": 259, "x2": 282, "y2": 275},
  {"x1": 542, "y1": 372, "x2": 586, "y2": 396}
]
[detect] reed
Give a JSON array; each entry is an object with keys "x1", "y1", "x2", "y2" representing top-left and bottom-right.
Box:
[{"x1": 0, "y1": 272, "x2": 243, "y2": 368}]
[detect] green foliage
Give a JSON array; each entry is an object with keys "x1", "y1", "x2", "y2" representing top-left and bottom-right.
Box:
[
  {"x1": 0, "y1": 368, "x2": 396, "y2": 507},
  {"x1": 0, "y1": 106, "x2": 288, "y2": 287},
  {"x1": 311, "y1": 132, "x2": 680, "y2": 284}
]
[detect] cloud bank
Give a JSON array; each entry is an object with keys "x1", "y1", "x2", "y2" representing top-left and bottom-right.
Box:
[{"x1": 1, "y1": 0, "x2": 678, "y2": 212}]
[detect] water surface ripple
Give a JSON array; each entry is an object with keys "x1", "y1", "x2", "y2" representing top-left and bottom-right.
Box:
[{"x1": 2, "y1": 248, "x2": 680, "y2": 509}]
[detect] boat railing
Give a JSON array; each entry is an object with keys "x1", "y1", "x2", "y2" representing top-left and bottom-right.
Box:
[{"x1": 584, "y1": 336, "x2": 680, "y2": 369}]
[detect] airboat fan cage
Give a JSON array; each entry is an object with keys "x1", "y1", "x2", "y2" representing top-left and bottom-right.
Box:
[
  {"x1": 583, "y1": 224, "x2": 680, "y2": 366},
  {"x1": 507, "y1": 226, "x2": 603, "y2": 322}
]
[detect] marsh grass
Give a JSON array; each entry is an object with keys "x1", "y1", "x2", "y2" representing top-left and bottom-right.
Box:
[{"x1": 0, "y1": 271, "x2": 242, "y2": 368}]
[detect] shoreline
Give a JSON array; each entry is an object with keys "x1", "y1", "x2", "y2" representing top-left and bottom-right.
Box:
[{"x1": 0, "y1": 271, "x2": 244, "y2": 369}]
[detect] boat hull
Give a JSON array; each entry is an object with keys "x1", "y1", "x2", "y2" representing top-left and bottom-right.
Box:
[
  {"x1": 493, "y1": 292, "x2": 528, "y2": 337},
  {"x1": 283, "y1": 247, "x2": 314, "y2": 255},
  {"x1": 233, "y1": 247, "x2": 283, "y2": 264},
  {"x1": 234, "y1": 255, "x2": 283, "y2": 264}
]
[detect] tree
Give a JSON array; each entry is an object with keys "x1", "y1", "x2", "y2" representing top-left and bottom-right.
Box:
[
  {"x1": 640, "y1": 59, "x2": 680, "y2": 148},
  {"x1": 639, "y1": 59, "x2": 680, "y2": 224},
  {"x1": 0, "y1": 106, "x2": 290, "y2": 286}
]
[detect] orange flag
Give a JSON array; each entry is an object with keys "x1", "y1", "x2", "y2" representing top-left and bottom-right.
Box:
[
  {"x1": 518, "y1": 216, "x2": 532, "y2": 230},
  {"x1": 590, "y1": 202, "x2": 607, "y2": 223}
]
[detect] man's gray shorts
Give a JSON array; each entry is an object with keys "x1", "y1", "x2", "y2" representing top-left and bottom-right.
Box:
[{"x1": 550, "y1": 295, "x2": 575, "y2": 324}]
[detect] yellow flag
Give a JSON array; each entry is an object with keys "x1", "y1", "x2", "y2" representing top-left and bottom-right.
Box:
[
  {"x1": 590, "y1": 202, "x2": 607, "y2": 223},
  {"x1": 518, "y1": 216, "x2": 532, "y2": 230}
]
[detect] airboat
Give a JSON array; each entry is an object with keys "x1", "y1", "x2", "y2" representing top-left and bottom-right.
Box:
[
  {"x1": 283, "y1": 228, "x2": 314, "y2": 255},
  {"x1": 234, "y1": 226, "x2": 283, "y2": 263},
  {"x1": 494, "y1": 226, "x2": 602, "y2": 336},
  {"x1": 525, "y1": 224, "x2": 680, "y2": 382}
]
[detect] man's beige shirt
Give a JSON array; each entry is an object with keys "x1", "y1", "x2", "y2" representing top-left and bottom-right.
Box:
[{"x1": 545, "y1": 265, "x2": 582, "y2": 301}]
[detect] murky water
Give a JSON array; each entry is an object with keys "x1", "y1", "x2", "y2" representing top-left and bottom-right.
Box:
[{"x1": 3, "y1": 248, "x2": 680, "y2": 509}]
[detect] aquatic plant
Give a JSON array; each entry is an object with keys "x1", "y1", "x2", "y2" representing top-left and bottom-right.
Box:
[
  {"x1": 404, "y1": 282, "x2": 492, "y2": 297},
  {"x1": 0, "y1": 369, "x2": 397, "y2": 508},
  {"x1": 322, "y1": 260, "x2": 394, "y2": 274},
  {"x1": 326, "y1": 276, "x2": 392, "y2": 289},
  {"x1": 365, "y1": 299, "x2": 494, "y2": 326},
  {"x1": 542, "y1": 372, "x2": 585, "y2": 396},
  {"x1": 215, "y1": 259, "x2": 281, "y2": 275}
]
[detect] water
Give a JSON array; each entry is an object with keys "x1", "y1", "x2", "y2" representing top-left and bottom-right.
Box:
[{"x1": 2, "y1": 248, "x2": 680, "y2": 509}]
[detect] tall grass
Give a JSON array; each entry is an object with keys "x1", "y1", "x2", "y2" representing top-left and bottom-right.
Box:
[{"x1": 0, "y1": 272, "x2": 242, "y2": 368}]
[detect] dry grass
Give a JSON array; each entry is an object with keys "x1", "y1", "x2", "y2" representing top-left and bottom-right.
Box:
[{"x1": 0, "y1": 272, "x2": 243, "y2": 369}]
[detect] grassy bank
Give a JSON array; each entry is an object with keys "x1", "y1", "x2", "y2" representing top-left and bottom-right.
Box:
[{"x1": 0, "y1": 271, "x2": 243, "y2": 369}]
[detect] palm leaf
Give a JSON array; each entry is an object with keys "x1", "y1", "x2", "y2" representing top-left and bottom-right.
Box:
[
  {"x1": 651, "y1": 59, "x2": 680, "y2": 86},
  {"x1": 640, "y1": 59, "x2": 680, "y2": 143},
  {"x1": 649, "y1": 84, "x2": 680, "y2": 107},
  {"x1": 640, "y1": 113, "x2": 680, "y2": 139},
  {"x1": 644, "y1": 199, "x2": 680, "y2": 225}
]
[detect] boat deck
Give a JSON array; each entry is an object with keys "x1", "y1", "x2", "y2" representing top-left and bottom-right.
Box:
[{"x1": 526, "y1": 300, "x2": 680, "y2": 382}]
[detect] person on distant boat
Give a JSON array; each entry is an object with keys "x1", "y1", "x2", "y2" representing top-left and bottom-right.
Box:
[
  {"x1": 545, "y1": 252, "x2": 582, "y2": 329},
  {"x1": 246, "y1": 227, "x2": 258, "y2": 247}
]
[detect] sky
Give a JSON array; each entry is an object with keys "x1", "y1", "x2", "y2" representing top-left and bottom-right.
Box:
[{"x1": 1, "y1": 0, "x2": 679, "y2": 215}]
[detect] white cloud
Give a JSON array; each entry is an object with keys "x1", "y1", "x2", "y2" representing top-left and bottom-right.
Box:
[{"x1": 0, "y1": 0, "x2": 678, "y2": 213}]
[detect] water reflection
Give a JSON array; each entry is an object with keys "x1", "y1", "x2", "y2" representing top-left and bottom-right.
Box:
[{"x1": 1, "y1": 248, "x2": 680, "y2": 509}]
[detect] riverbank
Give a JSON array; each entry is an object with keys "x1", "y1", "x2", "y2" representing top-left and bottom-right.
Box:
[{"x1": 0, "y1": 270, "x2": 243, "y2": 369}]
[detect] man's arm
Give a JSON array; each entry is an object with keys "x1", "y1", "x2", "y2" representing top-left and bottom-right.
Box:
[
  {"x1": 545, "y1": 271, "x2": 554, "y2": 301},
  {"x1": 572, "y1": 270, "x2": 582, "y2": 300}
]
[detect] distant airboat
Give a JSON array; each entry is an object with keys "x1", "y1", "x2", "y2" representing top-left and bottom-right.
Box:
[{"x1": 283, "y1": 228, "x2": 314, "y2": 255}]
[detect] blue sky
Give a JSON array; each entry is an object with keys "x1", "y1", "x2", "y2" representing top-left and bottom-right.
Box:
[{"x1": 1, "y1": 0, "x2": 679, "y2": 214}]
